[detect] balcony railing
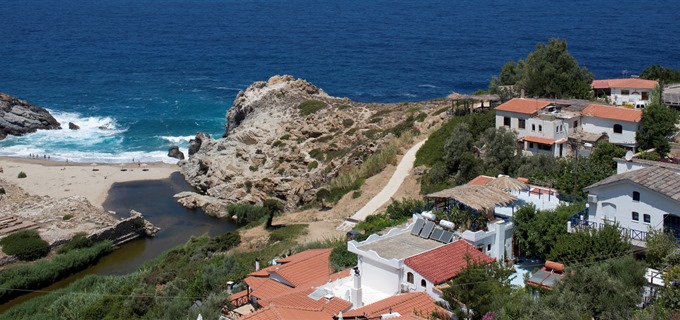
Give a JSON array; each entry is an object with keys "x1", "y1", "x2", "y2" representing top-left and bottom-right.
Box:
[{"x1": 570, "y1": 217, "x2": 649, "y2": 242}]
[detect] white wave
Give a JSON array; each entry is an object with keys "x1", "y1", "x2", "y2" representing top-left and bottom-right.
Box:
[
  {"x1": 418, "y1": 84, "x2": 438, "y2": 88},
  {"x1": 400, "y1": 93, "x2": 417, "y2": 98},
  {"x1": 0, "y1": 148, "x2": 182, "y2": 164},
  {"x1": 212, "y1": 86, "x2": 242, "y2": 91},
  {"x1": 159, "y1": 135, "x2": 195, "y2": 144}
]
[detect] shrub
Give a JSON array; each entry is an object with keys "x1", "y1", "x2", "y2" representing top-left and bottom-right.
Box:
[
  {"x1": 342, "y1": 119, "x2": 354, "y2": 128},
  {"x1": 433, "y1": 106, "x2": 449, "y2": 115},
  {"x1": 307, "y1": 161, "x2": 319, "y2": 170},
  {"x1": 338, "y1": 104, "x2": 351, "y2": 110},
  {"x1": 17, "y1": 171, "x2": 27, "y2": 178},
  {"x1": 369, "y1": 117, "x2": 382, "y2": 123},
  {"x1": 296, "y1": 137, "x2": 306, "y2": 143},
  {"x1": 316, "y1": 135, "x2": 333, "y2": 143},
  {"x1": 63, "y1": 214, "x2": 73, "y2": 221},
  {"x1": 0, "y1": 187, "x2": 5, "y2": 195},
  {"x1": 207, "y1": 232, "x2": 241, "y2": 252},
  {"x1": 227, "y1": 203, "x2": 268, "y2": 225},
  {"x1": 407, "y1": 106, "x2": 421, "y2": 113},
  {"x1": 249, "y1": 165, "x2": 258, "y2": 172},
  {"x1": 309, "y1": 149, "x2": 324, "y2": 161},
  {"x1": 298, "y1": 100, "x2": 326, "y2": 116},
  {"x1": 330, "y1": 241, "x2": 357, "y2": 272},
  {"x1": 0, "y1": 230, "x2": 49, "y2": 261},
  {"x1": 58, "y1": 233, "x2": 92, "y2": 254},
  {"x1": 279, "y1": 134, "x2": 291, "y2": 140},
  {"x1": 244, "y1": 181, "x2": 252, "y2": 193},
  {"x1": 352, "y1": 191, "x2": 362, "y2": 199},
  {"x1": 364, "y1": 129, "x2": 383, "y2": 140},
  {"x1": 272, "y1": 140, "x2": 284, "y2": 147},
  {"x1": 390, "y1": 115, "x2": 416, "y2": 137},
  {"x1": 385, "y1": 198, "x2": 425, "y2": 220},
  {"x1": 268, "y1": 224, "x2": 308, "y2": 243},
  {"x1": 415, "y1": 112, "x2": 427, "y2": 122},
  {"x1": 345, "y1": 128, "x2": 357, "y2": 135}
]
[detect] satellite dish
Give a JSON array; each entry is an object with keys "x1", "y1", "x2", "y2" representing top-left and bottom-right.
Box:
[{"x1": 625, "y1": 151, "x2": 634, "y2": 161}]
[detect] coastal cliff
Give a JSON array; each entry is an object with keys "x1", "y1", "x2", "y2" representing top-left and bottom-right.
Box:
[
  {"x1": 178, "y1": 75, "x2": 448, "y2": 216},
  {"x1": 0, "y1": 92, "x2": 61, "y2": 140}
]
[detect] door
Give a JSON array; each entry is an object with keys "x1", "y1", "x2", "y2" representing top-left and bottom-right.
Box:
[{"x1": 641, "y1": 91, "x2": 649, "y2": 101}]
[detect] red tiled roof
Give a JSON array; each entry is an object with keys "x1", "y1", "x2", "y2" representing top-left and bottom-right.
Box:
[
  {"x1": 276, "y1": 248, "x2": 331, "y2": 264},
  {"x1": 245, "y1": 277, "x2": 293, "y2": 301},
  {"x1": 467, "y1": 175, "x2": 495, "y2": 185},
  {"x1": 495, "y1": 98, "x2": 553, "y2": 114},
  {"x1": 240, "y1": 305, "x2": 335, "y2": 320},
  {"x1": 267, "y1": 289, "x2": 352, "y2": 315},
  {"x1": 523, "y1": 136, "x2": 558, "y2": 145},
  {"x1": 582, "y1": 103, "x2": 642, "y2": 122},
  {"x1": 271, "y1": 249, "x2": 333, "y2": 287},
  {"x1": 592, "y1": 78, "x2": 658, "y2": 90},
  {"x1": 249, "y1": 265, "x2": 278, "y2": 277},
  {"x1": 404, "y1": 241, "x2": 495, "y2": 285},
  {"x1": 342, "y1": 292, "x2": 448, "y2": 319}
]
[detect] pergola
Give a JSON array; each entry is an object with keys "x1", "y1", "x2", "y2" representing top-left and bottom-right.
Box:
[
  {"x1": 425, "y1": 184, "x2": 517, "y2": 215},
  {"x1": 447, "y1": 92, "x2": 501, "y2": 113}
]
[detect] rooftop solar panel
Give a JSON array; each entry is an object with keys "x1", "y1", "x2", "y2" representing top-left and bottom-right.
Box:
[
  {"x1": 410, "y1": 219, "x2": 425, "y2": 236},
  {"x1": 528, "y1": 271, "x2": 550, "y2": 285},
  {"x1": 542, "y1": 274, "x2": 563, "y2": 288},
  {"x1": 419, "y1": 221, "x2": 435, "y2": 238},
  {"x1": 430, "y1": 228, "x2": 444, "y2": 241},
  {"x1": 440, "y1": 230, "x2": 454, "y2": 243}
]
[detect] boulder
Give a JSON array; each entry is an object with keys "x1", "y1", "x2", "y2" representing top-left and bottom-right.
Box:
[
  {"x1": 68, "y1": 122, "x2": 80, "y2": 130},
  {"x1": 0, "y1": 92, "x2": 61, "y2": 140},
  {"x1": 188, "y1": 132, "x2": 210, "y2": 156},
  {"x1": 167, "y1": 146, "x2": 185, "y2": 160}
]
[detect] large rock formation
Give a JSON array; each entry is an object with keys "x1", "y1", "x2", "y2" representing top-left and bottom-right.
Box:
[
  {"x1": 179, "y1": 75, "x2": 447, "y2": 216},
  {"x1": 0, "y1": 92, "x2": 61, "y2": 139}
]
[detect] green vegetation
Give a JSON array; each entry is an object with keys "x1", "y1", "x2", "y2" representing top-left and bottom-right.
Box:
[
  {"x1": 62, "y1": 214, "x2": 73, "y2": 221},
  {"x1": 315, "y1": 135, "x2": 333, "y2": 143},
  {"x1": 329, "y1": 240, "x2": 357, "y2": 272},
  {"x1": 489, "y1": 38, "x2": 593, "y2": 100},
  {"x1": 268, "y1": 224, "x2": 308, "y2": 243},
  {"x1": 271, "y1": 140, "x2": 284, "y2": 147},
  {"x1": 248, "y1": 165, "x2": 258, "y2": 172},
  {"x1": 636, "y1": 86, "x2": 679, "y2": 156},
  {"x1": 342, "y1": 118, "x2": 354, "y2": 128},
  {"x1": 513, "y1": 203, "x2": 585, "y2": 260},
  {"x1": 263, "y1": 198, "x2": 284, "y2": 229},
  {"x1": 389, "y1": 114, "x2": 418, "y2": 137},
  {"x1": 307, "y1": 160, "x2": 318, "y2": 170},
  {"x1": 17, "y1": 171, "x2": 26, "y2": 178},
  {"x1": 244, "y1": 180, "x2": 253, "y2": 193},
  {"x1": 369, "y1": 117, "x2": 382, "y2": 123},
  {"x1": 57, "y1": 233, "x2": 92, "y2": 254},
  {"x1": 549, "y1": 224, "x2": 631, "y2": 263},
  {"x1": 0, "y1": 230, "x2": 50, "y2": 261},
  {"x1": 351, "y1": 190, "x2": 361, "y2": 199},
  {"x1": 226, "y1": 203, "x2": 268, "y2": 225},
  {"x1": 337, "y1": 104, "x2": 351, "y2": 110},
  {"x1": 0, "y1": 240, "x2": 113, "y2": 303},
  {"x1": 345, "y1": 128, "x2": 357, "y2": 135},
  {"x1": 309, "y1": 148, "x2": 324, "y2": 161},
  {"x1": 640, "y1": 64, "x2": 680, "y2": 84},
  {"x1": 414, "y1": 112, "x2": 427, "y2": 122},
  {"x1": 363, "y1": 128, "x2": 384, "y2": 140},
  {"x1": 644, "y1": 228, "x2": 678, "y2": 269},
  {"x1": 297, "y1": 100, "x2": 327, "y2": 116},
  {"x1": 279, "y1": 134, "x2": 291, "y2": 140},
  {"x1": 356, "y1": 198, "x2": 424, "y2": 234}
]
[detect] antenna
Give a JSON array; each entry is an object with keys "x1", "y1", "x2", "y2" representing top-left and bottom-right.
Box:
[{"x1": 625, "y1": 151, "x2": 633, "y2": 161}]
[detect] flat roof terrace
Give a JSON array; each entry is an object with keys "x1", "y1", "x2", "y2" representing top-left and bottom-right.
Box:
[{"x1": 355, "y1": 231, "x2": 445, "y2": 260}]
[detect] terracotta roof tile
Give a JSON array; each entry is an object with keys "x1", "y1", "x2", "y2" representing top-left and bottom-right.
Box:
[
  {"x1": 523, "y1": 136, "x2": 558, "y2": 145},
  {"x1": 268, "y1": 289, "x2": 352, "y2": 315},
  {"x1": 582, "y1": 103, "x2": 642, "y2": 122},
  {"x1": 592, "y1": 78, "x2": 658, "y2": 90},
  {"x1": 245, "y1": 277, "x2": 293, "y2": 301},
  {"x1": 272, "y1": 249, "x2": 334, "y2": 287},
  {"x1": 404, "y1": 240, "x2": 495, "y2": 284},
  {"x1": 342, "y1": 292, "x2": 448, "y2": 319},
  {"x1": 495, "y1": 98, "x2": 554, "y2": 114},
  {"x1": 241, "y1": 305, "x2": 335, "y2": 320},
  {"x1": 467, "y1": 175, "x2": 495, "y2": 185}
]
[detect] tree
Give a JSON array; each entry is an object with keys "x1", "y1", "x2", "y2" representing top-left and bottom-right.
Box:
[
  {"x1": 490, "y1": 38, "x2": 593, "y2": 99},
  {"x1": 640, "y1": 64, "x2": 680, "y2": 84},
  {"x1": 636, "y1": 86, "x2": 679, "y2": 156},
  {"x1": 263, "y1": 198, "x2": 284, "y2": 229},
  {"x1": 478, "y1": 126, "x2": 519, "y2": 176},
  {"x1": 516, "y1": 154, "x2": 561, "y2": 182},
  {"x1": 442, "y1": 258, "x2": 513, "y2": 320},
  {"x1": 512, "y1": 203, "x2": 584, "y2": 259},
  {"x1": 549, "y1": 224, "x2": 631, "y2": 263},
  {"x1": 644, "y1": 228, "x2": 677, "y2": 269},
  {"x1": 315, "y1": 188, "x2": 330, "y2": 209},
  {"x1": 589, "y1": 141, "x2": 625, "y2": 170},
  {"x1": 443, "y1": 123, "x2": 476, "y2": 172}
]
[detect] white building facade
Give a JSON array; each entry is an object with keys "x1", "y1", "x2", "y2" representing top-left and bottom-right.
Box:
[
  {"x1": 592, "y1": 78, "x2": 658, "y2": 107},
  {"x1": 580, "y1": 104, "x2": 641, "y2": 150}
]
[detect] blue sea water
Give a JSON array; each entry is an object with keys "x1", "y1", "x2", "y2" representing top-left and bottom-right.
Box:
[{"x1": 1, "y1": 0, "x2": 678, "y2": 163}]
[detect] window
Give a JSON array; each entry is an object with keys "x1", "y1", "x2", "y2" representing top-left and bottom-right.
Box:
[
  {"x1": 621, "y1": 89, "x2": 630, "y2": 95},
  {"x1": 531, "y1": 124, "x2": 536, "y2": 131},
  {"x1": 632, "y1": 212, "x2": 639, "y2": 221},
  {"x1": 407, "y1": 272, "x2": 414, "y2": 284},
  {"x1": 538, "y1": 125, "x2": 543, "y2": 132},
  {"x1": 642, "y1": 92, "x2": 649, "y2": 100},
  {"x1": 539, "y1": 144, "x2": 552, "y2": 151},
  {"x1": 421, "y1": 279, "x2": 427, "y2": 287},
  {"x1": 519, "y1": 119, "x2": 526, "y2": 129},
  {"x1": 573, "y1": 120, "x2": 578, "y2": 128},
  {"x1": 503, "y1": 117, "x2": 511, "y2": 127},
  {"x1": 633, "y1": 191, "x2": 640, "y2": 202},
  {"x1": 643, "y1": 214, "x2": 651, "y2": 223},
  {"x1": 487, "y1": 244, "x2": 492, "y2": 252},
  {"x1": 529, "y1": 142, "x2": 534, "y2": 149},
  {"x1": 613, "y1": 124, "x2": 623, "y2": 134},
  {"x1": 556, "y1": 126, "x2": 559, "y2": 133}
]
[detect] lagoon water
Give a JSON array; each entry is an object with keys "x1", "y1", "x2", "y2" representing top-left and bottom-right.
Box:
[{"x1": 1, "y1": 0, "x2": 679, "y2": 162}]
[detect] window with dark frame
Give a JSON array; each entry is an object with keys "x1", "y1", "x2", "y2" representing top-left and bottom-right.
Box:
[
  {"x1": 632, "y1": 211, "x2": 639, "y2": 221},
  {"x1": 504, "y1": 117, "x2": 510, "y2": 127},
  {"x1": 643, "y1": 214, "x2": 651, "y2": 223},
  {"x1": 633, "y1": 191, "x2": 640, "y2": 202},
  {"x1": 421, "y1": 279, "x2": 427, "y2": 287},
  {"x1": 407, "y1": 272, "x2": 414, "y2": 284},
  {"x1": 613, "y1": 124, "x2": 623, "y2": 134},
  {"x1": 538, "y1": 125, "x2": 542, "y2": 132},
  {"x1": 519, "y1": 119, "x2": 525, "y2": 129},
  {"x1": 531, "y1": 124, "x2": 536, "y2": 131},
  {"x1": 621, "y1": 89, "x2": 630, "y2": 95}
]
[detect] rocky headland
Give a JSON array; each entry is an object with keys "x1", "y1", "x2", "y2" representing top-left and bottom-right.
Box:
[
  {"x1": 177, "y1": 75, "x2": 448, "y2": 216},
  {"x1": 0, "y1": 92, "x2": 60, "y2": 140}
]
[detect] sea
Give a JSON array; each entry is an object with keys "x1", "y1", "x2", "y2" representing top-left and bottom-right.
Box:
[{"x1": 1, "y1": 0, "x2": 678, "y2": 163}]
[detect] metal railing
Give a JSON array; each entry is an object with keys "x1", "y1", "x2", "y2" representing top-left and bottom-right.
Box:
[{"x1": 569, "y1": 215, "x2": 648, "y2": 242}]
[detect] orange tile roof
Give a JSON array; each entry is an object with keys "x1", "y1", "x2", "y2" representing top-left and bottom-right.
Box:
[
  {"x1": 249, "y1": 265, "x2": 278, "y2": 277},
  {"x1": 523, "y1": 136, "x2": 558, "y2": 145},
  {"x1": 275, "y1": 248, "x2": 330, "y2": 264},
  {"x1": 342, "y1": 292, "x2": 448, "y2": 319},
  {"x1": 404, "y1": 241, "x2": 495, "y2": 285},
  {"x1": 494, "y1": 98, "x2": 554, "y2": 114},
  {"x1": 582, "y1": 103, "x2": 642, "y2": 122},
  {"x1": 592, "y1": 78, "x2": 658, "y2": 90},
  {"x1": 240, "y1": 305, "x2": 335, "y2": 320},
  {"x1": 267, "y1": 289, "x2": 352, "y2": 315},
  {"x1": 467, "y1": 175, "x2": 495, "y2": 185},
  {"x1": 245, "y1": 277, "x2": 293, "y2": 301},
  {"x1": 271, "y1": 249, "x2": 334, "y2": 287}
]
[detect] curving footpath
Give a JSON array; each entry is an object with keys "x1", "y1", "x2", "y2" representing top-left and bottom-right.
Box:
[{"x1": 337, "y1": 139, "x2": 427, "y2": 231}]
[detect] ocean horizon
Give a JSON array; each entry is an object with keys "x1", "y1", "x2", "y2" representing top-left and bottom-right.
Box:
[{"x1": 1, "y1": 0, "x2": 678, "y2": 163}]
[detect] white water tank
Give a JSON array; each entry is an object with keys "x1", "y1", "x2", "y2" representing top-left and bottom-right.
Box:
[
  {"x1": 439, "y1": 220, "x2": 455, "y2": 230},
  {"x1": 421, "y1": 211, "x2": 436, "y2": 221}
]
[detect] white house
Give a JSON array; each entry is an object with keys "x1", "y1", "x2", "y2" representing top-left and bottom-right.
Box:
[
  {"x1": 569, "y1": 165, "x2": 680, "y2": 247},
  {"x1": 580, "y1": 103, "x2": 642, "y2": 151},
  {"x1": 592, "y1": 78, "x2": 658, "y2": 107},
  {"x1": 347, "y1": 217, "x2": 495, "y2": 303}
]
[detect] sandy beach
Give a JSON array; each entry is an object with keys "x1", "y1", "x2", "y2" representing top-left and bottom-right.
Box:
[{"x1": 0, "y1": 157, "x2": 179, "y2": 208}]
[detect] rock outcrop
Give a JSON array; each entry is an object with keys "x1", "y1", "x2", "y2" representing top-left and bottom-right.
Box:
[
  {"x1": 168, "y1": 145, "x2": 185, "y2": 160},
  {"x1": 68, "y1": 122, "x2": 80, "y2": 130},
  {"x1": 0, "y1": 92, "x2": 61, "y2": 140},
  {"x1": 179, "y1": 75, "x2": 448, "y2": 216}
]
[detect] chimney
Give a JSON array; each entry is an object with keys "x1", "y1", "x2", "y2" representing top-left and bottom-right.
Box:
[
  {"x1": 255, "y1": 258, "x2": 260, "y2": 272},
  {"x1": 520, "y1": 88, "x2": 525, "y2": 99},
  {"x1": 494, "y1": 221, "x2": 506, "y2": 262},
  {"x1": 350, "y1": 266, "x2": 363, "y2": 309}
]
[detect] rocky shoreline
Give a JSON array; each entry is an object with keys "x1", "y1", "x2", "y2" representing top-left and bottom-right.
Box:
[
  {"x1": 176, "y1": 75, "x2": 449, "y2": 216},
  {"x1": 0, "y1": 92, "x2": 60, "y2": 140}
]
